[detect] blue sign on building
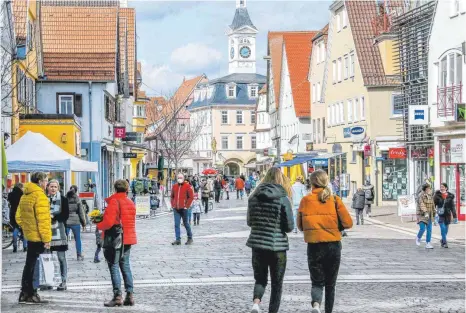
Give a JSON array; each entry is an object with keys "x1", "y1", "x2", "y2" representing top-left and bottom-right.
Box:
[
  {"x1": 343, "y1": 127, "x2": 351, "y2": 138},
  {"x1": 350, "y1": 126, "x2": 365, "y2": 135},
  {"x1": 313, "y1": 159, "x2": 329, "y2": 167},
  {"x1": 414, "y1": 110, "x2": 425, "y2": 120}
]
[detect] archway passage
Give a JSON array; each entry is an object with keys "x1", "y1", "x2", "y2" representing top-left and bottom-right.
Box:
[{"x1": 225, "y1": 162, "x2": 240, "y2": 176}]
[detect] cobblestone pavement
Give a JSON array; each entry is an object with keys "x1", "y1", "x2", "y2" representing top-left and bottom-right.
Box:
[{"x1": 2, "y1": 198, "x2": 465, "y2": 312}]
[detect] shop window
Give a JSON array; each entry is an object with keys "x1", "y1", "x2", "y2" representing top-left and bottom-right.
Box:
[
  {"x1": 440, "y1": 141, "x2": 451, "y2": 163},
  {"x1": 382, "y1": 152, "x2": 408, "y2": 201}
]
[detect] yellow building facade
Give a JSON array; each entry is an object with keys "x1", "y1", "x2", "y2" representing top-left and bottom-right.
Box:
[{"x1": 129, "y1": 93, "x2": 148, "y2": 179}]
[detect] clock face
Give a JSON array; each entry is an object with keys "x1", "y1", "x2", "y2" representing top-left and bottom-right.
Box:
[
  {"x1": 230, "y1": 47, "x2": 234, "y2": 59},
  {"x1": 240, "y1": 46, "x2": 251, "y2": 58}
]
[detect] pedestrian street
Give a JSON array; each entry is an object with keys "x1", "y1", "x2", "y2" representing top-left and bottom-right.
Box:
[{"x1": 2, "y1": 198, "x2": 465, "y2": 313}]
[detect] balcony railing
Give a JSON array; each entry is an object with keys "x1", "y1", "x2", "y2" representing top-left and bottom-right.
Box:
[{"x1": 437, "y1": 83, "x2": 463, "y2": 118}]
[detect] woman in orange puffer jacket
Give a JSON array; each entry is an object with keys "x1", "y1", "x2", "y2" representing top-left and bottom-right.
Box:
[{"x1": 297, "y1": 170, "x2": 353, "y2": 313}]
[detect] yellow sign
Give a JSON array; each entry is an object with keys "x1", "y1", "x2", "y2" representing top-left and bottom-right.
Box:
[{"x1": 283, "y1": 152, "x2": 293, "y2": 161}]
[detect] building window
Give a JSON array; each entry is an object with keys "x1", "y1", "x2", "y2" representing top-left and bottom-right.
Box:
[
  {"x1": 451, "y1": 0, "x2": 460, "y2": 16},
  {"x1": 320, "y1": 42, "x2": 325, "y2": 62},
  {"x1": 133, "y1": 105, "x2": 145, "y2": 118},
  {"x1": 350, "y1": 52, "x2": 355, "y2": 77},
  {"x1": 221, "y1": 110, "x2": 228, "y2": 124},
  {"x1": 344, "y1": 55, "x2": 349, "y2": 79},
  {"x1": 312, "y1": 84, "x2": 316, "y2": 103},
  {"x1": 251, "y1": 135, "x2": 256, "y2": 149},
  {"x1": 227, "y1": 84, "x2": 236, "y2": 98},
  {"x1": 236, "y1": 135, "x2": 243, "y2": 149},
  {"x1": 342, "y1": 8, "x2": 347, "y2": 28},
  {"x1": 327, "y1": 107, "x2": 331, "y2": 126},
  {"x1": 337, "y1": 58, "x2": 342, "y2": 82},
  {"x1": 350, "y1": 150, "x2": 357, "y2": 164},
  {"x1": 322, "y1": 118, "x2": 326, "y2": 142},
  {"x1": 221, "y1": 136, "x2": 229, "y2": 149},
  {"x1": 251, "y1": 111, "x2": 256, "y2": 124},
  {"x1": 59, "y1": 95, "x2": 73, "y2": 114},
  {"x1": 27, "y1": 21, "x2": 33, "y2": 52},
  {"x1": 315, "y1": 46, "x2": 320, "y2": 65},
  {"x1": 354, "y1": 98, "x2": 359, "y2": 122},
  {"x1": 347, "y1": 99, "x2": 353, "y2": 122},
  {"x1": 317, "y1": 82, "x2": 321, "y2": 102},
  {"x1": 336, "y1": 12, "x2": 341, "y2": 32},
  {"x1": 236, "y1": 110, "x2": 243, "y2": 124},
  {"x1": 312, "y1": 119, "x2": 316, "y2": 143},
  {"x1": 339, "y1": 102, "x2": 344, "y2": 124},
  {"x1": 332, "y1": 104, "x2": 336, "y2": 125},
  {"x1": 317, "y1": 118, "x2": 321, "y2": 144},
  {"x1": 360, "y1": 96, "x2": 365, "y2": 120},
  {"x1": 249, "y1": 85, "x2": 258, "y2": 98},
  {"x1": 392, "y1": 93, "x2": 403, "y2": 116},
  {"x1": 332, "y1": 60, "x2": 336, "y2": 84}
]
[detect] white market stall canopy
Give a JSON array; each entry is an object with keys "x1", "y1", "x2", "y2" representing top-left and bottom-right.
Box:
[{"x1": 6, "y1": 131, "x2": 98, "y2": 173}]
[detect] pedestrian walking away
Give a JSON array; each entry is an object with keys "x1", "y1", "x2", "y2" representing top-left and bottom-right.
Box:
[
  {"x1": 235, "y1": 176, "x2": 245, "y2": 199},
  {"x1": 96, "y1": 180, "x2": 137, "y2": 307},
  {"x1": 416, "y1": 183, "x2": 436, "y2": 249},
  {"x1": 46, "y1": 180, "x2": 70, "y2": 292},
  {"x1": 65, "y1": 185, "x2": 86, "y2": 261},
  {"x1": 352, "y1": 188, "x2": 366, "y2": 225},
  {"x1": 297, "y1": 170, "x2": 353, "y2": 313},
  {"x1": 363, "y1": 180, "x2": 374, "y2": 217},
  {"x1": 171, "y1": 173, "x2": 194, "y2": 245},
  {"x1": 433, "y1": 183, "x2": 458, "y2": 248},
  {"x1": 291, "y1": 176, "x2": 307, "y2": 233},
  {"x1": 245, "y1": 178, "x2": 253, "y2": 197},
  {"x1": 191, "y1": 193, "x2": 202, "y2": 225},
  {"x1": 213, "y1": 175, "x2": 222, "y2": 204},
  {"x1": 16, "y1": 172, "x2": 52, "y2": 304},
  {"x1": 200, "y1": 178, "x2": 211, "y2": 214},
  {"x1": 8, "y1": 183, "x2": 27, "y2": 252},
  {"x1": 246, "y1": 167, "x2": 294, "y2": 313}
]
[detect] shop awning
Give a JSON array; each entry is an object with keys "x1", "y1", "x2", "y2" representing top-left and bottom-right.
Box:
[{"x1": 278, "y1": 153, "x2": 319, "y2": 167}]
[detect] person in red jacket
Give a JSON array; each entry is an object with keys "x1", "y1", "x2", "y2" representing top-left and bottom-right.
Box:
[
  {"x1": 171, "y1": 173, "x2": 194, "y2": 246},
  {"x1": 97, "y1": 180, "x2": 137, "y2": 307},
  {"x1": 235, "y1": 176, "x2": 245, "y2": 200}
]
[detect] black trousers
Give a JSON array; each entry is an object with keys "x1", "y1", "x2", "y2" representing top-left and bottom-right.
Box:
[
  {"x1": 21, "y1": 241, "x2": 45, "y2": 296},
  {"x1": 307, "y1": 241, "x2": 342, "y2": 313},
  {"x1": 202, "y1": 197, "x2": 209, "y2": 213},
  {"x1": 252, "y1": 249, "x2": 287, "y2": 313},
  {"x1": 214, "y1": 190, "x2": 221, "y2": 203}
]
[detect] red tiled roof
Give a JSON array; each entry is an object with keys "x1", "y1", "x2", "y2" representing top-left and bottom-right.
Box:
[
  {"x1": 41, "y1": 6, "x2": 118, "y2": 81},
  {"x1": 283, "y1": 32, "x2": 317, "y2": 117},
  {"x1": 145, "y1": 97, "x2": 167, "y2": 126},
  {"x1": 13, "y1": 0, "x2": 27, "y2": 44},
  {"x1": 119, "y1": 8, "x2": 136, "y2": 88},
  {"x1": 268, "y1": 32, "x2": 285, "y2": 109},
  {"x1": 346, "y1": 0, "x2": 397, "y2": 86}
]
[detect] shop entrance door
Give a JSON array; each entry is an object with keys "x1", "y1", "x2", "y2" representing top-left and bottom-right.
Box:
[{"x1": 440, "y1": 163, "x2": 466, "y2": 221}]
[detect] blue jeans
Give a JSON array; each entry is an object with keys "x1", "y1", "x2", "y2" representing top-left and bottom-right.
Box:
[
  {"x1": 13, "y1": 228, "x2": 27, "y2": 250},
  {"x1": 108, "y1": 245, "x2": 133, "y2": 296},
  {"x1": 292, "y1": 205, "x2": 299, "y2": 231},
  {"x1": 66, "y1": 225, "x2": 82, "y2": 255},
  {"x1": 173, "y1": 209, "x2": 193, "y2": 241},
  {"x1": 417, "y1": 220, "x2": 432, "y2": 243},
  {"x1": 187, "y1": 208, "x2": 192, "y2": 224},
  {"x1": 439, "y1": 222, "x2": 449, "y2": 243}
]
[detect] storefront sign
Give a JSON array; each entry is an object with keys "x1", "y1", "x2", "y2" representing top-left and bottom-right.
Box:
[
  {"x1": 451, "y1": 138, "x2": 465, "y2": 163},
  {"x1": 408, "y1": 105, "x2": 429, "y2": 125},
  {"x1": 114, "y1": 126, "x2": 126, "y2": 139},
  {"x1": 389, "y1": 148, "x2": 407, "y2": 159},
  {"x1": 123, "y1": 152, "x2": 137, "y2": 159},
  {"x1": 350, "y1": 126, "x2": 365, "y2": 141},
  {"x1": 313, "y1": 159, "x2": 328, "y2": 167},
  {"x1": 364, "y1": 144, "x2": 371, "y2": 157},
  {"x1": 411, "y1": 148, "x2": 427, "y2": 159},
  {"x1": 343, "y1": 127, "x2": 351, "y2": 138},
  {"x1": 135, "y1": 196, "x2": 150, "y2": 217},
  {"x1": 122, "y1": 132, "x2": 142, "y2": 142}
]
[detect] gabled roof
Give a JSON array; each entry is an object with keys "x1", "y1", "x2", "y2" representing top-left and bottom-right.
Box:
[
  {"x1": 345, "y1": 0, "x2": 398, "y2": 87},
  {"x1": 230, "y1": 7, "x2": 257, "y2": 31},
  {"x1": 172, "y1": 75, "x2": 207, "y2": 105},
  {"x1": 282, "y1": 32, "x2": 317, "y2": 117},
  {"x1": 12, "y1": 0, "x2": 27, "y2": 44},
  {"x1": 268, "y1": 32, "x2": 285, "y2": 109},
  {"x1": 119, "y1": 8, "x2": 136, "y2": 89},
  {"x1": 312, "y1": 23, "x2": 329, "y2": 44},
  {"x1": 145, "y1": 97, "x2": 167, "y2": 126},
  {"x1": 41, "y1": 6, "x2": 118, "y2": 81}
]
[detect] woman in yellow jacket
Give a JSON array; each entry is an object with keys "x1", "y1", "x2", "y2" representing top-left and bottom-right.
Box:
[
  {"x1": 16, "y1": 172, "x2": 52, "y2": 304},
  {"x1": 297, "y1": 170, "x2": 353, "y2": 313}
]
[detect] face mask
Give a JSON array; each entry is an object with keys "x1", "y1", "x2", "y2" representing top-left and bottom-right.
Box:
[{"x1": 177, "y1": 179, "x2": 184, "y2": 184}]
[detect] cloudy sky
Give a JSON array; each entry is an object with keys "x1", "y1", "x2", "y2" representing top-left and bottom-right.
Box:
[{"x1": 129, "y1": 0, "x2": 331, "y2": 96}]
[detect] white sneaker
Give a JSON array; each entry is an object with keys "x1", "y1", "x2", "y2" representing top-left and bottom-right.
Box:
[
  {"x1": 425, "y1": 242, "x2": 434, "y2": 249},
  {"x1": 416, "y1": 237, "x2": 421, "y2": 246},
  {"x1": 251, "y1": 303, "x2": 261, "y2": 313},
  {"x1": 311, "y1": 303, "x2": 321, "y2": 313}
]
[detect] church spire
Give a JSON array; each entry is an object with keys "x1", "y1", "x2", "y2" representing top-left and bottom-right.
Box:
[{"x1": 236, "y1": 0, "x2": 246, "y2": 8}]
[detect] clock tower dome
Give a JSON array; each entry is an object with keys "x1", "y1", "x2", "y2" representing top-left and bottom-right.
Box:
[{"x1": 227, "y1": 0, "x2": 257, "y2": 74}]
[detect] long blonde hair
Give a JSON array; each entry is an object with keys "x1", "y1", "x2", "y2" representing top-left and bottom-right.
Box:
[
  {"x1": 310, "y1": 170, "x2": 332, "y2": 203},
  {"x1": 259, "y1": 167, "x2": 292, "y2": 198}
]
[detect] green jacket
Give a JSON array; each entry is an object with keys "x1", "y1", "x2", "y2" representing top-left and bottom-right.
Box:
[{"x1": 246, "y1": 183, "x2": 294, "y2": 251}]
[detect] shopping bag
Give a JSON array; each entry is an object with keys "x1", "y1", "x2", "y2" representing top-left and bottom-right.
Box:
[{"x1": 38, "y1": 253, "x2": 61, "y2": 287}]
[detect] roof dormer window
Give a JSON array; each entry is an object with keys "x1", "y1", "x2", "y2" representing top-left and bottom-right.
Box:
[
  {"x1": 248, "y1": 84, "x2": 258, "y2": 98},
  {"x1": 227, "y1": 83, "x2": 236, "y2": 98}
]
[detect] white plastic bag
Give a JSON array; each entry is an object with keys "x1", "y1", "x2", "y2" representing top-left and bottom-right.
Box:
[{"x1": 38, "y1": 253, "x2": 61, "y2": 287}]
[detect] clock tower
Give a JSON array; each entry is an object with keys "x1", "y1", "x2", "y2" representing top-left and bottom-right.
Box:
[{"x1": 227, "y1": 0, "x2": 257, "y2": 74}]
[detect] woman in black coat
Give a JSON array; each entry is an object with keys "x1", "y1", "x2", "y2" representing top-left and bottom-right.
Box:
[
  {"x1": 8, "y1": 183, "x2": 26, "y2": 252},
  {"x1": 433, "y1": 183, "x2": 457, "y2": 248}
]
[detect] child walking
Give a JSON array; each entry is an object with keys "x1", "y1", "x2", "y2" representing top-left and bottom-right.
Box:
[
  {"x1": 352, "y1": 188, "x2": 366, "y2": 225},
  {"x1": 94, "y1": 227, "x2": 102, "y2": 263},
  {"x1": 191, "y1": 193, "x2": 202, "y2": 226}
]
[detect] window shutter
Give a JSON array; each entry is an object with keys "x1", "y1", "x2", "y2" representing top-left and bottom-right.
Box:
[{"x1": 74, "y1": 94, "x2": 83, "y2": 117}]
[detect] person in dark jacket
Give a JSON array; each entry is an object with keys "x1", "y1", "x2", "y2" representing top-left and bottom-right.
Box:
[
  {"x1": 246, "y1": 167, "x2": 293, "y2": 313},
  {"x1": 46, "y1": 180, "x2": 69, "y2": 291},
  {"x1": 433, "y1": 183, "x2": 457, "y2": 248},
  {"x1": 65, "y1": 185, "x2": 86, "y2": 261},
  {"x1": 200, "y1": 178, "x2": 211, "y2": 213},
  {"x1": 362, "y1": 180, "x2": 374, "y2": 217},
  {"x1": 213, "y1": 175, "x2": 222, "y2": 203},
  {"x1": 352, "y1": 188, "x2": 366, "y2": 225},
  {"x1": 8, "y1": 183, "x2": 26, "y2": 252}
]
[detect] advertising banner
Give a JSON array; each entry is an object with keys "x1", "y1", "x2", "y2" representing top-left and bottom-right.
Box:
[
  {"x1": 408, "y1": 105, "x2": 429, "y2": 125},
  {"x1": 389, "y1": 148, "x2": 407, "y2": 159},
  {"x1": 397, "y1": 194, "x2": 416, "y2": 219},
  {"x1": 451, "y1": 138, "x2": 465, "y2": 163},
  {"x1": 135, "y1": 196, "x2": 150, "y2": 216}
]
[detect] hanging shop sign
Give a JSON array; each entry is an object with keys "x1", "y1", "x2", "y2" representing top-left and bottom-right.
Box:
[
  {"x1": 122, "y1": 132, "x2": 142, "y2": 142},
  {"x1": 350, "y1": 126, "x2": 365, "y2": 141},
  {"x1": 408, "y1": 105, "x2": 429, "y2": 125},
  {"x1": 364, "y1": 144, "x2": 372, "y2": 157},
  {"x1": 114, "y1": 126, "x2": 126, "y2": 139},
  {"x1": 123, "y1": 153, "x2": 137, "y2": 159},
  {"x1": 343, "y1": 127, "x2": 351, "y2": 138},
  {"x1": 306, "y1": 142, "x2": 314, "y2": 152},
  {"x1": 451, "y1": 138, "x2": 465, "y2": 163},
  {"x1": 389, "y1": 147, "x2": 407, "y2": 159}
]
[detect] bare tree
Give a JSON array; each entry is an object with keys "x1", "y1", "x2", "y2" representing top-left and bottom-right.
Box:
[{"x1": 145, "y1": 91, "x2": 205, "y2": 177}]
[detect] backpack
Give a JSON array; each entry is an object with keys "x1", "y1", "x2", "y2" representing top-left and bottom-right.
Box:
[{"x1": 364, "y1": 188, "x2": 374, "y2": 200}]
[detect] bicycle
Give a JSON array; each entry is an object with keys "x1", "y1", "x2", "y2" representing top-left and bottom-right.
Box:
[{"x1": 2, "y1": 222, "x2": 23, "y2": 250}]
